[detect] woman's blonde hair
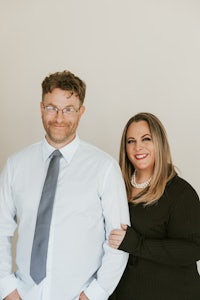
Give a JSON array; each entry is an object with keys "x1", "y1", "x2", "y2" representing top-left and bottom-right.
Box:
[{"x1": 119, "y1": 112, "x2": 176, "y2": 205}]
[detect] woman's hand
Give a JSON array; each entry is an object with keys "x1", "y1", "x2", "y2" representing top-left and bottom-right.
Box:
[{"x1": 109, "y1": 224, "x2": 128, "y2": 249}]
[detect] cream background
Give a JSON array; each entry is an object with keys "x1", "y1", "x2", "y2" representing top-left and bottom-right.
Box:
[{"x1": 0, "y1": 0, "x2": 200, "y2": 271}]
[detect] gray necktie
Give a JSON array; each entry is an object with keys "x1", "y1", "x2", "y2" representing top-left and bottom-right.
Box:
[{"x1": 30, "y1": 150, "x2": 62, "y2": 284}]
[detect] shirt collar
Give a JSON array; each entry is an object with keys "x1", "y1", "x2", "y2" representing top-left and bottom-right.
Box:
[{"x1": 42, "y1": 135, "x2": 80, "y2": 164}]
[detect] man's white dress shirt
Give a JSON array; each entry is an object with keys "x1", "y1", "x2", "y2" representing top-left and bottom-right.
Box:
[{"x1": 0, "y1": 136, "x2": 129, "y2": 300}]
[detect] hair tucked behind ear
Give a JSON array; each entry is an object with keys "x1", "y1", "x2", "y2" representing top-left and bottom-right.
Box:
[{"x1": 119, "y1": 112, "x2": 176, "y2": 205}]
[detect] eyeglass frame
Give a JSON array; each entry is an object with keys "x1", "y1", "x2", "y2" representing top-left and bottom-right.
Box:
[{"x1": 42, "y1": 103, "x2": 82, "y2": 116}]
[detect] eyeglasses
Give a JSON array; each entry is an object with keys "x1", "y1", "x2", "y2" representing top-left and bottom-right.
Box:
[{"x1": 42, "y1": 104, "x2": 81, "y2": 116}]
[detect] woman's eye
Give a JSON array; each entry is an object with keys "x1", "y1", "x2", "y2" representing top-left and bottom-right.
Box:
[
  {"x1": 143, "y1": 137, "x2": 151, "y2": 142},
  {"x1": 127, "y1": 140, "x2": 135, "y2": 144}
]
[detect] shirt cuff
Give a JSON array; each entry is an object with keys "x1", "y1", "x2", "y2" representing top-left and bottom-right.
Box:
[
  {"x1": 84, "y1": 279, "x2": 109, "y2": 300},
  {"x1": 0, "y1": 273, "x2": 18, "y2": 299}
]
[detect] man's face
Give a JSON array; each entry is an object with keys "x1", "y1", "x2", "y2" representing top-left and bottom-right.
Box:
[{"x1": 40, "y1": 88, "x2": 85, "y2": 148}]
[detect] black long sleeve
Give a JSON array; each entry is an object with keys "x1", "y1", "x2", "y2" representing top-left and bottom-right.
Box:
[
  {"x1": 111, "y1": 176, "x2": 200, "y2": 300},
  {"x1": 119, "y1": 177, "x2": 200, "y2": 266}
]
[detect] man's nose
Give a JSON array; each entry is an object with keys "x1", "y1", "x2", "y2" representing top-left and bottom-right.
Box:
[{"x1": 55, "y1": 110, "x2": 64, "y2": 122}]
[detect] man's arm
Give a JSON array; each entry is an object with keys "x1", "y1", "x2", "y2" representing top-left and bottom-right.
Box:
[
  {"x1": 0, "y1": 160, "x2": 18, "y2": 299},
  {"x1": 0, "y1": 236, "x2": 18, "y2": 300},
  {"x1": 84, "y1": 160, "x2": 130, "y2": 300}
]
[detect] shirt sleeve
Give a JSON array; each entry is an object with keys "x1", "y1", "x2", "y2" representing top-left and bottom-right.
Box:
[
  {"x1": 119, "y1": 183, "x2": 200, "y2": 267},
  {"x1": 0, "y1": 160, "x2": 18, "y2": 299},
  {"x1": 84, "y1": 160, "x2": 130, "y2": 300}
]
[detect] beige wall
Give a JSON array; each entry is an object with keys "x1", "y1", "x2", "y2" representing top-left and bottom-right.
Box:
[{"x1": 1, "y1": 0, "x2": 200, "y2": 268}]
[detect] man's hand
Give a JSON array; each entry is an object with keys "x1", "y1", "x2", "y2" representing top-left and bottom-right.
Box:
[
  {"x1": 4, "y1": 289, "x2": 21, "y2": 300},
  {"x1": 79, "y1": 291, "x2": 89, "y2": 300}
]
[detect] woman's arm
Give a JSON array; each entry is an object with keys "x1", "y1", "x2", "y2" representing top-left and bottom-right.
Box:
[{"x1": 109, "y1": 184, "x2": 200, "y2": 266}]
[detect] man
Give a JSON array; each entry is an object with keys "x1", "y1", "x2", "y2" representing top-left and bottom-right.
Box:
[{"x1": 0, "y1": 70, "x2": 129, "y2": 300}]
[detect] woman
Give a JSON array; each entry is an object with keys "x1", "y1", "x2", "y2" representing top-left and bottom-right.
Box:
[{"x1": 109, "y1": 112, "x2": 200, "y2": 300}]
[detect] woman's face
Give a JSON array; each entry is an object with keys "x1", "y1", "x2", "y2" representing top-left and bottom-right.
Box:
[{"x1": 126, "y1": 120, "x2": 155, "y2": 176}]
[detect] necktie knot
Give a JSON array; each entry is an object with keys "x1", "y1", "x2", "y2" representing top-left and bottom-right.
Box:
[{"x1": 51, "y1": 149, "x2": 62, "y2": 158}]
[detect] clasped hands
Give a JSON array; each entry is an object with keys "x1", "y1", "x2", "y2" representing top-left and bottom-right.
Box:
[{"x1": 108, "y1": 224, "x2": 127, "y2": 249}]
